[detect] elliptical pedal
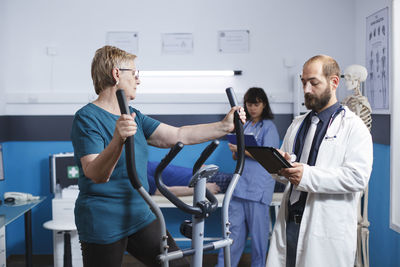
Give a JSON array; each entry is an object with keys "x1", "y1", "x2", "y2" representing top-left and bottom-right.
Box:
[{"x1": 180, "y1": 220, "x2": 193, "y2": 239}]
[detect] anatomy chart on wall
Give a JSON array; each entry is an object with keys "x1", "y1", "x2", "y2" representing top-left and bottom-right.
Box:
[{"x1": 366, "y1": 7, "x2": 389, "y2": 113}]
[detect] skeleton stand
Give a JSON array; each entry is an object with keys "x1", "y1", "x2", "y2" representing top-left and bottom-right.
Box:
[{"x1": 342, "y1": 82, "x2": 371, "y2": 267}]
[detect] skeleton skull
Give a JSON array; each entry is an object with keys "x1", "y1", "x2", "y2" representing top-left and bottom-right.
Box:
[{"x1": 343, "y1": 65, "x2": 368, "y2": 90}]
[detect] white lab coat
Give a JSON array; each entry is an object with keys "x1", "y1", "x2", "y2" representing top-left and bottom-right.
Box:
[{"x1": 266, "y1": 106, "x2": 373, "y2": 267}]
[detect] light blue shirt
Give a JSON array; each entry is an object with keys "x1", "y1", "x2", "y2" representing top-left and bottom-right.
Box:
[{"x1": 232, "y1": 119, "x2": 280, "y2": 204}]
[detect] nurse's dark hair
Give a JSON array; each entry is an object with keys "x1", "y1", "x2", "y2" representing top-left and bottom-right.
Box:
[
  {"x1": 91, "y1": 45, "x2": 136, "y2": 95},
  {"x1": 304, "y1": 54, "x2": 341, "y2": 80},
  {"x1": 243, "y1": 87, "x2": 274, "y2": 120}
]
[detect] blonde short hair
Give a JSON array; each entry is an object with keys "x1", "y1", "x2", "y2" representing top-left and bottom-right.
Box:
[{"x1": 91, "y1": 45, "x2": 136, "y2": 94}]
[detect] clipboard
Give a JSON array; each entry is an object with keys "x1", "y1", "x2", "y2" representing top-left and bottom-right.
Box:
[
  {"x1": 226, "y1": 134, "x2": 258, "y2": 147},
  {"x1": 246, "y1": 146, "x2": 292, "y2": 174}
]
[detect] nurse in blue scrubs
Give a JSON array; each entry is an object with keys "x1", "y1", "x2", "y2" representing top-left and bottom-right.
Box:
[{"x1": 217, "y1": 87, "x2": 280, "y2": 267}]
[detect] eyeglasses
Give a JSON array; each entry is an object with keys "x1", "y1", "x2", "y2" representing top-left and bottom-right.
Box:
[{"x1": 119, "y1": 68, "x2": 140, "y2": 79}]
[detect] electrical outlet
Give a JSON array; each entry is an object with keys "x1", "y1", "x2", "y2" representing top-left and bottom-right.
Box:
[{"x1": 47, "y1": 46, "x2": 57, "y2": 56}]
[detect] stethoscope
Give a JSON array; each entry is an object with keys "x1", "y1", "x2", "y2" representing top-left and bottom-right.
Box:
[
  {"x1": 244, "y1": 120, "x2": 264, "y2": 140},
  {"x1": 292, "y1": 106, "x2": 346, "y2": 153},
  {"x1": 324, "y1": 106, "x2": 346, "y2": 140}
]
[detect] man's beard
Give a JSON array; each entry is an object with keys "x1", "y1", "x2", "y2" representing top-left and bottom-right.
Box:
[{"x1": 304, "y1": 85, "x2": 331, "y2": 111}]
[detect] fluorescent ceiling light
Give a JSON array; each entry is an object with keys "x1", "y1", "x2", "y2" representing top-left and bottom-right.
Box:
[{"x1": 140, "y1": 70, "x2": 242, "y2": 77}]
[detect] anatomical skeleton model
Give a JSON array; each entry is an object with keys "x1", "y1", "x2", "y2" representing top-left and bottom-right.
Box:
[
  {"x1": 342, "y1": 65, "x2": 372, "y2": 131},
  {"x1": 342, "y1": 64, "x2": 371, "y2": 267}
]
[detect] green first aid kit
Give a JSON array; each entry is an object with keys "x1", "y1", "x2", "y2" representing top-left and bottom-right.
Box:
[{"x1": 49, "y1": 152, "x2": 79, "y2": 194}]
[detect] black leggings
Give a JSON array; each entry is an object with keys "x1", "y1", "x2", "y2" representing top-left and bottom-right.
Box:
[{"x1": 80, "y1": 219, "x2": 190, "y2": 267}]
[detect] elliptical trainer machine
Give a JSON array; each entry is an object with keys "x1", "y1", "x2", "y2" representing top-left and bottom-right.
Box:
[{"x1": 116, "y1": 87, "x2": 245, "y2": 267}]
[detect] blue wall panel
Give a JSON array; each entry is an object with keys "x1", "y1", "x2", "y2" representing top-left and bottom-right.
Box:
[
  {"x1": 0, "y1": 141, "x2": 73, "y2": 256},
  {"x1": 368, "y1": 144, "x2": 400, "y2": 267}
]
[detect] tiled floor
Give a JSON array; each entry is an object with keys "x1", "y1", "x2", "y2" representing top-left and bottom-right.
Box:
[{"x1": 7, "y1": 253, "x2": 252, "y2": 267}]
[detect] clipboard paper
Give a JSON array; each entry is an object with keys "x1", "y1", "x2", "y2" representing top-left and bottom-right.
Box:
[{"x1": 226, "y1": 134, "x2": 258, "y2": 146}]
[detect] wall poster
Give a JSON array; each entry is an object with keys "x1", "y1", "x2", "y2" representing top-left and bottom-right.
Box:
[{"x1": 366, "y1": 7, "x2": 389, "y2": 113}]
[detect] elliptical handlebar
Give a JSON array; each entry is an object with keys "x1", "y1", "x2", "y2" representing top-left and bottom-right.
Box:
[
  {"x1": 114, "y1": 86, "x2": 245, "y2": 266},
  {"x1": 154, "y1": 142, "x2": 199, "y2": 214},
  {"x1": 192, "y1": 140, "x2": 220, "y2": 212},
  {"x1": 192, "y1": 140, "x2": 219, "y2": 175},
  {"x1": 116, "y1": 89, "x2": 169, "y2": 266},
  {"x1": 155, "y1": 141, "x2": 219, "y2": 216},
  {"x1": 225, "y1": 87, "x2": 245, "y2": 175},
  {"x1": 116, "y1": 89, "x2": 142, "y2": 189},
  {"x1": 220, "y1": 87, "x2": 246, "y2": 267}
]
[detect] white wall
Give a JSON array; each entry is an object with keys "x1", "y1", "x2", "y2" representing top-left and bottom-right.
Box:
[
  {"x1": 1, "y1": 0, "x2": 357, "y2": 115},
  {"x1": 0, "y1": 1, "x2": 6, "y2": 115}
]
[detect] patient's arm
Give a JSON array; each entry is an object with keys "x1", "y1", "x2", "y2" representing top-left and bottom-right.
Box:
[
  {"x1": 206, "y1": 183, "x2": 220, "y2": 194},
  {"x1": 154, "y1": 182, "x2": 221, "y2": 197},
  {"x1": 228, "y1": 143, "x2": 254, "y2": 160}
]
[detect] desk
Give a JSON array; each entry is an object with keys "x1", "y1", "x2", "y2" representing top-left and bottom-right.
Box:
[{"x1": 0, "y1": 197, "x2": 45, "y2": 267}]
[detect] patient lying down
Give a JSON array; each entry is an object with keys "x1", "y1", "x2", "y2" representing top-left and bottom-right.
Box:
[{"x1": 147, "y1": 161, "x2": 233, "y2": 197}]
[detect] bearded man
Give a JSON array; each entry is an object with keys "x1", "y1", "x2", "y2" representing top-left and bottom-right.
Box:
[{"x1": 266, "y1": 55, "x2": 373, "y2": 267}]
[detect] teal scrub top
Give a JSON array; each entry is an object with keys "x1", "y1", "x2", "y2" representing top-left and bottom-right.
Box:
[{"x1": 70, "y1": 103, "x2": 160, "y2": 244}]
